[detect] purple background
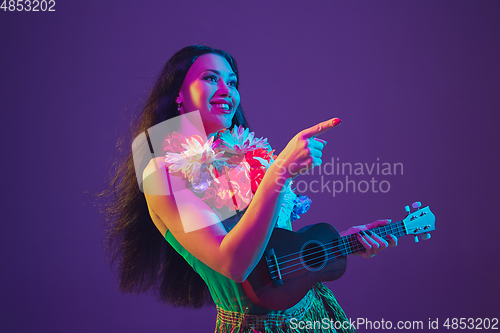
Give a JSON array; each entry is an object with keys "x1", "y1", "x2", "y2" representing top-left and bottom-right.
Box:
[{"x1": 1, "y1": 1, "x2": 499, "y2": 332}]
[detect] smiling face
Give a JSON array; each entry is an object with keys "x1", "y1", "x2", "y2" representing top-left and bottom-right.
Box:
[{"x1": 176, "y1": 53, "x2": 240, "y2": 135}]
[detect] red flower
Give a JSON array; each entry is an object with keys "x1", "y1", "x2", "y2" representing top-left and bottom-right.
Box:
[
  {"x1": 162, "y1": 132, "x2": 187, "y2": 153},
  {"x1": 249, "y1": 166, "x2": 266, "y2": 193},
  {"x1": 202, "y1": 186, "x2": 218, "y2": 207},
  {"x1": 206, "y1": 166, "x2": 252, "y2": 211},
  {"x1": 245, "y1": 148, "x2": 273, "y2": 168}
]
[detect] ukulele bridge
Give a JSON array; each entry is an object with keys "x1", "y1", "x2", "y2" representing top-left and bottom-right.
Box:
[{"x1": 264, "y1": 248, "x2": 283, "y2": 287}]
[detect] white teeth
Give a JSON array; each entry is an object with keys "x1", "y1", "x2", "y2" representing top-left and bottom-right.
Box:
[{"x1": 214, "y1": 103, "x2": 230, "y2": 110}]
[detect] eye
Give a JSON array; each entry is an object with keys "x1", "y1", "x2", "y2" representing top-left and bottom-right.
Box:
[
  {"x1": 203, "y1": 75, "x2": 218, "y2": 83},
  {"x1": 228, "y1": 80, "x2": 237, "y2": 87}
]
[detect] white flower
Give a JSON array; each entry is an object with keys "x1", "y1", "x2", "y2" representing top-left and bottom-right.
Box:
[
  {"x1": 218, "y1": 125, "x2": 271, "y2": 154},
  {"x1": 165, "y1": 136, "x2": 227, "y2": 182}
]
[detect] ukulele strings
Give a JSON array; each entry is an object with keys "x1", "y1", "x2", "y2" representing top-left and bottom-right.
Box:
[
  {"x1": 271, "y1": 226, "x2": 406, "y2": 277},
  {"x1": 267, "y1": 224, "x2": 406, "y2": 277},
  {"x1": 273, "y1": 231, "x2": 400, "y2": 278},
  {"x1": 273, "y1": 222, "x2": 404, "y2": 264},
  {"x1": 275, "y1": 223, "x2": 406, "y2": 274}
]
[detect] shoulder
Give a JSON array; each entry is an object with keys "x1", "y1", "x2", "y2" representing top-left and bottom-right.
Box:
[
  {"x1": 143, "y1": 157, "x2": 167, "y2": 177},
  {"x1": 142, "y1": 157, "x2": 171, "y2": 196},
  {"x1": 142, "y1": 157, "x2": 183, "y2": 233}
]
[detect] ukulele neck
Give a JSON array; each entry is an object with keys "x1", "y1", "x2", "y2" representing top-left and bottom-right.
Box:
[{"x1": 340, "y1": 221, "x2": 407, "y2": 256}]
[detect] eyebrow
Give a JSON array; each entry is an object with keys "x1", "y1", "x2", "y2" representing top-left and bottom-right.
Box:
[{"x1": 201, "y1": 69, "x2": 237, "y2": 78}]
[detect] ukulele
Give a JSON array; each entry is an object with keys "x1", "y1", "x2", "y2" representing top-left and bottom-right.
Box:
[{"x1": 241, "y1": 202, "x2": 435, "y2": 310}]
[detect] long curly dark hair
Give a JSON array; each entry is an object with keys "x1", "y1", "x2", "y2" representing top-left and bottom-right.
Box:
[{"x1": 101, "y1": 45, "x2": 249, "y2": 308}]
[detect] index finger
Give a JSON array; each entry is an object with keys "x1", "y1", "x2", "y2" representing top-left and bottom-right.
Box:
[
  {"x1": 301, "y1": 118, "x2": 342, "y2": 139},
  {"x1": 367, "y1": 219, "x2": 392, "y2": 229}
]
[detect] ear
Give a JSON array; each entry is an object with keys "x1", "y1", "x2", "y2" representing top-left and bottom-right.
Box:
[{"x1": 175, "y1": 95, "x2": 184, "y2": 114}]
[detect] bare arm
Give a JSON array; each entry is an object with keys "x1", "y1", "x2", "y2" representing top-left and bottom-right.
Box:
[{"x1": 144, "y1": 118, "x2": 341, "y2": 283}]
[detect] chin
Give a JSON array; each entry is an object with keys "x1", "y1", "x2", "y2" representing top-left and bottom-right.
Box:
[
  {"x1": 203, "y1": 113, "x2": 235, "y2": 133},
  {"x1": 217, "y1": 116, "x2": 235, "y2": 129}
]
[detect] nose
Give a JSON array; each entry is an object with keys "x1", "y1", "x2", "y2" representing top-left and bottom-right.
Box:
[{"x1": 217, "y1": 80, "x2": 231, "y2": 97}]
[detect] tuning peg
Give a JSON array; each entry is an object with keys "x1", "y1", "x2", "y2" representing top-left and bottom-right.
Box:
[
  {"x1": 414, "y1": 235, "x2": 419, "y2": 243},
  {"x1": 420, "y1": 233, "x2": 431, "y2": 241},
  {"x1": 405, "y1": 205, "x2": 410, "y2": 214},
  {"x1": 412, "y1": 201, "x2": 422, "y2": 210}
]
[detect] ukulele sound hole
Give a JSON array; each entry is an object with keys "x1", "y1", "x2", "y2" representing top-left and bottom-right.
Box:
[{"x1": 300, "y1": 240, "x2": 328, "y2": 272}]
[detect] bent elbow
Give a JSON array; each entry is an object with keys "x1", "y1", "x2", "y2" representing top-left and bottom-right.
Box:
[
  {"x1": 224, "y1": 263, "x2": 251, "y2": 284},
  {"x1": 233, "y1": 271, "x2": 251, "y2": 283},
  {"x1": 229, "y1": 274, "x2": 245, "y2": 284},
  {"x1": 219, "y1": 247, "x2": 253, "y2": 283},
  {"x1": 228, "y1": 271, "x2": 250, "y2": 284}
]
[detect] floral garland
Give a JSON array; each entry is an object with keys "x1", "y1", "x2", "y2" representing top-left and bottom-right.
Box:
[{"x1": 163, "y1": 125, "x2": 311, "y2": 223}]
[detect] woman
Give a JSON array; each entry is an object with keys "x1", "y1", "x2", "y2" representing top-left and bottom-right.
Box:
[{"x1": 103, "y1": 45, "x2": 397, "y2": 333}]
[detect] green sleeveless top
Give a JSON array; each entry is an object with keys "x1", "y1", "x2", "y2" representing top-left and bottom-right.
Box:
[
  {"x1": 164, "y1": 178, "x2": 299, "y2": 314},
  {"x1": 164, "y1": 203, "x2": 297, "y2": 315},
  {"x1": 163, "y1": 203, "x2": 354, "y2": 332},
  {"x1": 165, "y1": 227, "x2": 262, "y2": 313}
]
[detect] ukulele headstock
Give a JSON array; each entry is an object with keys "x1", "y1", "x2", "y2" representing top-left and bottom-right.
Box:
[{"x1": 402, "y1": 202, "x2": 435, "y2": 242}]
